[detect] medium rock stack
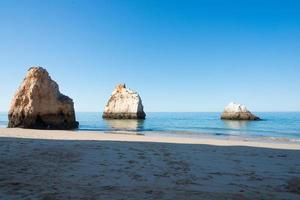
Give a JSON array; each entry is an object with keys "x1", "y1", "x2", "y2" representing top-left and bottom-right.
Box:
[
  {"x1": 8, "y1": 67, "x2": 78, "y2": 129},
  {"x1": 221, "y1": 102, "x2": 260, "y2": 120},
  {"x1": 103, "y1": 84, "x2": 146, "y2": 119}
]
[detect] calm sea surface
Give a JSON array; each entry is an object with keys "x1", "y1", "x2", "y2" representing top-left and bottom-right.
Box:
[{"x1": 1, "y1": 112, "x2": 300, "y2": 141}]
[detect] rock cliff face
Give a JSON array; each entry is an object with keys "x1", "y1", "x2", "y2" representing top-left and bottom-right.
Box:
[
  {"x1": 8, "y1": 67, "x2": 78, "y2": 129},
  {"x1": 103, "y1": 84, "x2": 146, "y2": 119},
  {"x1": 221, "y1": 102, "x2": 260, "y2": 120}
]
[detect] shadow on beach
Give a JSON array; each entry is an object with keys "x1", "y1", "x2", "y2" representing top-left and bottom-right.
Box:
[{"x1": 0, "y1": 137, "x2": 299, "y2": 200}]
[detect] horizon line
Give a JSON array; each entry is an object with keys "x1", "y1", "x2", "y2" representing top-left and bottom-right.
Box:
[{"x1": 1, "y1": 111, "x2": 300, "y2": 113}]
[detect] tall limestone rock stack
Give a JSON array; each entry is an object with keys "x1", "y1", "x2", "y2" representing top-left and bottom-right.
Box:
[
  {"x1": 103, "y1": 84, "x2": 146, "y2": 119},
  {"x1": 221, "y1": 102, "x2": 260, "y2": 120},
  {"x1": 8, "y1": 67, "x2": 78, "y2": 129}
]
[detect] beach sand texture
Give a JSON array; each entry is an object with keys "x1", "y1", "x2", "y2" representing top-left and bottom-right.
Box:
[{"x1": 0, "y1": 128, "x2": 300, "y2": 199}]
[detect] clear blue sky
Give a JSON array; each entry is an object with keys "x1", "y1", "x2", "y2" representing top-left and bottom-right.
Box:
[{"x1": 0, "y1": 0, "x2": 299, "y2": 112}]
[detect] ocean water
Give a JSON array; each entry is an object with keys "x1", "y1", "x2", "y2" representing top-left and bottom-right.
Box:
[{"x1": 1, "y1": 112, "x2": 300, "y2": 141}]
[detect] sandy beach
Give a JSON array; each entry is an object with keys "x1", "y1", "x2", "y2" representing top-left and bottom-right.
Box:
[{"x1": 0, "y1": 128, "x2": 300, "y2": 199}]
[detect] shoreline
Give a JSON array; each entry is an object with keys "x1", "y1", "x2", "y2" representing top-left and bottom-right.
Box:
[{"x1": 0, "y1": 128, "x2": 299, "y2": 150}]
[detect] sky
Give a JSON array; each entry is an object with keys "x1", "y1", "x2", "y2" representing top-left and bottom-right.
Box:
[{"x1": 0, "y1": 0, "x2": 299, "y2": 112}]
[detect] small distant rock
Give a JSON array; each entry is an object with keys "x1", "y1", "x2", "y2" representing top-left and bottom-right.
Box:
[
  {"x1": 221, "y1": 102, "x2": 260, "y2": 120},
  {"x1": 103, "y1": 84, "x2": 146, "y2": 119},
  {"x1": 8, "y1": 67, "x2": 78, "y2": 129},
  {"x1": 287, "y1": 177, "x2": 300, "y2": 194}
]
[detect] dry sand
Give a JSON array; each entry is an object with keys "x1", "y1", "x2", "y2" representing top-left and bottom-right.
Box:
[{"x1": 0, "y1": 128, "x2": 300, "y2": 199}]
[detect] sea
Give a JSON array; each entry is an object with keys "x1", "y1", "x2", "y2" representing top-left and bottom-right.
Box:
[{"x1": 1, "y1": 112, "x2": 300, "y2": 142}]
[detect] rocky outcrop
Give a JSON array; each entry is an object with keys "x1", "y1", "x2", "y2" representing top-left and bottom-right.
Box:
[
  {"x1": 8, "y1": 67, "x2": 78, "y2": 129},
  {"x1": 103, "y1": 84, "x2": 146, "y2": 119},
  {"x1": 221, "y1": 102, "x2": 260, "y2": 120}
]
